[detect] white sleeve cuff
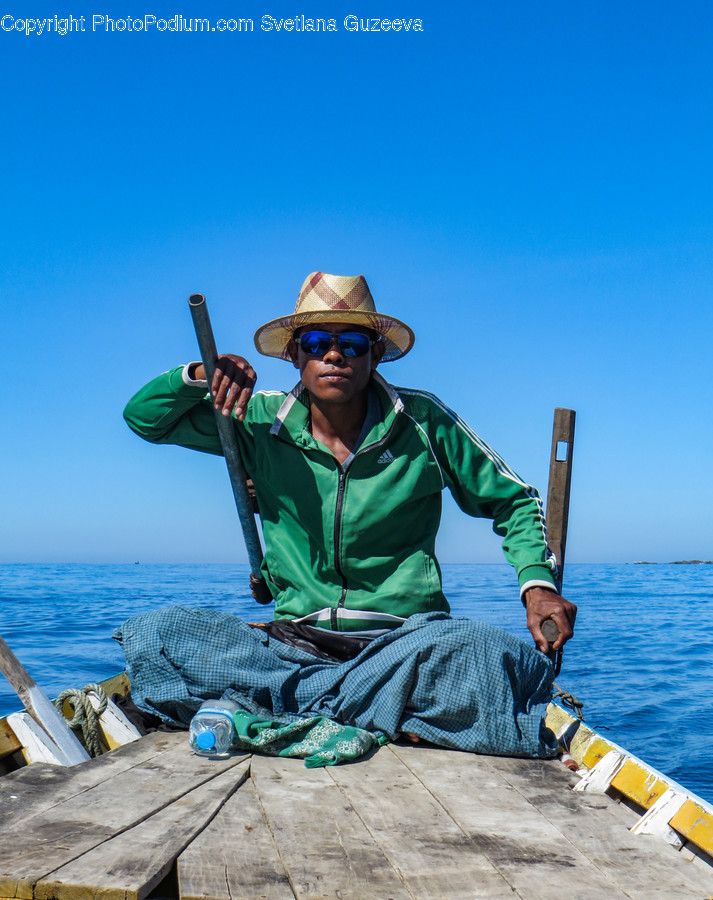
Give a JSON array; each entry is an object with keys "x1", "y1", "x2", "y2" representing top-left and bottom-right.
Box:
[
  {"x1": 182, "y1": 363, "x2": 208, "y2": 387},
  {"x1": 520, "y1": 580, "x2": 557, "y2": 599}
]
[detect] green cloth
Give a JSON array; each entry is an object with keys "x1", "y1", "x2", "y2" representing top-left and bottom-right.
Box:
[
  {"x1": 124, "y1": 367, "x2": 556, "y2": 630},
  {"x1": 232, "y1": 709, "x2": 380, "y2": 768}
]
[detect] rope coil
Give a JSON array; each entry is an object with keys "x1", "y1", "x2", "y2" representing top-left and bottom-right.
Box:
[
  {"x1": 552, "y1": 682, "x2": 585, "y2": 721},
  {"x1": 54, "y1": 683, "x2": 108, "y2": 758}
]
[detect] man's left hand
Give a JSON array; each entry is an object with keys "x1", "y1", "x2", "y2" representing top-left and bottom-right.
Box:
[{"x1": 524, "y1": 587, "x2": 577, "y2": 653}]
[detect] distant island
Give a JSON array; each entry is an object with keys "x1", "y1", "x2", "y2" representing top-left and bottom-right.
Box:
[{"x1": 634, "y1": 560, "x2": 713, "y2": 565}]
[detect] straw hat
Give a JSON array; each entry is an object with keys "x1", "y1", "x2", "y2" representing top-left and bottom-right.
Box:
[{"x1": 253, "y1": 272, "x2": 414, "y2": 362}]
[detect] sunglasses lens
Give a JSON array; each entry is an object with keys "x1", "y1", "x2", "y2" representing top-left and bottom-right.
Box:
[
  {"x1": 338, "y1": 334, "x2": 370, "y2": 356},
  {"x1": 299, "y1": 331, "x2": 373, "y2": 357},
  {"x1": 300, "y1": 332, "x2": 332, "y2": 355}
]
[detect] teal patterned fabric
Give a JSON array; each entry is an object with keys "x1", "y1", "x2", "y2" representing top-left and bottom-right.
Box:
[
  {"x1": 231, "y1": 708, "x2": 380, "y2": 767},
  {"x1": 114, "y1": 608, "x2": 557, "y2": 760}
]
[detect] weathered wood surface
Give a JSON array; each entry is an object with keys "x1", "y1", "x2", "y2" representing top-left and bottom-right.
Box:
[
  {"x1": 178, "y1": 774, "x2": 294, "y2": 900},
  {"x1": 246, "y1": 753, "x2": 412, "y2": 900},
  {"x1": 327, "y1": 745, "x2": 515, "y2": 898},
  {"x1": 0, "y1": 731, "x2": 201, "y2": 833},
  {"x1": 179, "y1": 746, "x2": 713, "y2": 900},
  {"x1": 545, "y1": 406, "x2": 576, "y2": 581},
  {"x1": 485, "y1": 752, "x2": 713, "y2": 900},
  {"x1": 0, "y1": 714, "x2": 22, "y2": 759},
  {"x1": 390, "y1": 743, "x2": 713, "y2": 900},
  {"x1": 5, "y1": 713, "x2": 72, "y2": 766},
  {"x1": 2, "y1": 738, "x2": 713, "y2": 900},
  {"x1": 390, "y1": 743, "x2": 627, "y2": 900},
  {"x1": 0, "y1": 636, "x2": 89, "y2": 766},
  {"x1": 0, "y1": 732, "x2": 249, "y2": 900},
  {"x1": 34, "y1": 761, "x2": 250, "y2": 900},
  {"x1": 0, "y1": 672, "x2": 131, "y2": 766}
]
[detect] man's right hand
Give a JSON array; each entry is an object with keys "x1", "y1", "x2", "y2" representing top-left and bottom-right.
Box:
[{"x1": 191, "y1": 354, "x2": 257, "y2": 421}]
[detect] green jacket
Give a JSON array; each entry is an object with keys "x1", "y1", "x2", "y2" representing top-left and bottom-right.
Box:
[{"x1": 124, "y1": 366, "x2": 557, "y2": 631}]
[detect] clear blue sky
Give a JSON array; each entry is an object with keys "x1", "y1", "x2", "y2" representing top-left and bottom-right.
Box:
[{"x1": 2, "y1": 1, "x2": 711, "y2": 565}]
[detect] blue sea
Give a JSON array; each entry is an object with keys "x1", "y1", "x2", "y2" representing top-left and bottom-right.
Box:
[{"x1": 1, "y1": 563, "x2": 711, "y2": 805}]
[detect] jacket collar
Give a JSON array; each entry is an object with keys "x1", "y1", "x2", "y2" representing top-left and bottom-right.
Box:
[{"x1": 269, "y1": 371, "x2": 404, "y2": 450}]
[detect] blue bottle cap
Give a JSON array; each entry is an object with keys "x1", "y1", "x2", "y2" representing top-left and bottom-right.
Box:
[{"x1": 196, "y1": 730, "x2": 216, "y2": 750}]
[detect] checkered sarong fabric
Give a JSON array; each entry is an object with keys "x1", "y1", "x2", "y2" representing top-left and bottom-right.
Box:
[{"x1": 114, "y1": 609, "x2": 557, "y2": 759}]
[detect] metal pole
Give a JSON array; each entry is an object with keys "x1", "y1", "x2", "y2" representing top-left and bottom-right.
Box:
[{"x1": 188, "y1": 294, "x2": 268, "y2": 593}]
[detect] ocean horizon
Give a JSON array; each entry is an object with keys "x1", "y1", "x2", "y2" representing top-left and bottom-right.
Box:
[{"x1": 1, "y1": 562, "x2": 711, "y2": 805}]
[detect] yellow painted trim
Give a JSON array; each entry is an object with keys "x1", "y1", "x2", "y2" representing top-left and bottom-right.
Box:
[
  {"x1": 567, "y1": 725, "x2": 597, "y2": 764},
  {"x1": 545, "y1": 703, "x2": 600, "y2": 767},
  {"x1": 670, "y1": 800, "x2": 713, "y2": 856},
  {"x1": 101, "y1": 732, "x2": 123, "y2": 751},
  {"x1": 545, "y1": 701, "x2": 713, "y2": 864},
  {"x1": 0, "y1": 717, "x2": 22, "y2": 759},
  {"x1": 610, "y1": 759, "x2": 669, "y2": 810},
  {"x1": 100, "y1": 671, "x2": 131, "y2": 696},
  {"x1": 546, "y1": 703, "x2": 623, "y2": 774},
  {"x1": 545, "y1": 703, "x2": 571, "y2": 735},
  {"x1": 582, "y1": 736, "x2": 617, "y2": 770}
]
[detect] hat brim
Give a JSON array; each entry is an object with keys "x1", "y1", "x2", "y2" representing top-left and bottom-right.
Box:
[{"x1": 254, "y1": 310, "x2": 414, "y2": 362}]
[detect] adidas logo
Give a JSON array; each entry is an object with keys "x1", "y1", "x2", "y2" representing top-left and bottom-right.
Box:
[{"x1": 377, "y1": 449, "x2": 395, "y2": 465}]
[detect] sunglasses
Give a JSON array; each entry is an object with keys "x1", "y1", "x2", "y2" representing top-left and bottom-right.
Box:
[{"x1": 297, "y1": 330, "x2": 381, "y2": 358}]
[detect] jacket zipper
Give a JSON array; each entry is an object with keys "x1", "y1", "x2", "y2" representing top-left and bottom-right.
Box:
[
  {"x1": 332, "y1": 417, "x2": 400, "y2": 629},
  {"x1": 332, "y1": 466, "x2": 347, "y2": 630}
]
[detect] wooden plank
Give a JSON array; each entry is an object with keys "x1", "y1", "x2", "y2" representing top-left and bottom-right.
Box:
[
  {"x1": 609, "y1": 758, "x2": 669, "y2": 810},
  {"x1": 0, "y1": 713, "x2": 23, "y2": 759},
  {"x1": 97, "y1": 672, "x2": 131, "y2": 697},
  {"x1": 0, "y1": 733, "x2": 249, "y2": 899},
  {"x1": 87, "y1": 693, "x2": 142, "y2": 750},
  {"x1": 630, "y1": 789, "x2": 688, "y2": 848},
  {"x1": 485, "y1": 754, "x2": 713, "y2": 900},
  {"x1": 574, "y1": 749, "x2": 627, "y2": 794},
  {"x1": 178, "y1": 774, "x2": 294, "y2": 900},
  {"x1": 34, "y1": 760, "x2": 250, "y2": 900},
  {"x1": 544, "y1": 702, "x2": 572, "y2": 737},
  {"x1": 0, "y1": 732, "x2": 189, "y2": 832},
  {"x1": 545, "y1": 407, "x2": 576, "y2": 584},
  {"x1": 582, "y1": 736, "x2": 618, "y2": 769},
  {"x1": 6, "y1": 712, "x2": 73, "y2": 765},
  {"x1": 670, "y1": 799, "x2": 713, "y2": 858},
  {"x1": 0, "y1": 636, "x2": 89, "y2": 766},
  {"x1": 328, "y1": 745, "x2": 517, "y2": 899},
  {"x1": 250, "y1": 753, "x2": 412, "y2": 900},
  {"x1": 390, "y1": 744, "x2": 631, "y2": 900},
  {"x1": 0, "y1": 673, "x2": 130, "y2": 763},
  {"x1": 545, "y1": 704, "x2": 597, "y2": 768}
]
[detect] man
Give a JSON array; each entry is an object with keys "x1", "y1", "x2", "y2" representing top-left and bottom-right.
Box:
[{"x1": 120, "y1": 272, "x2": 576, "y2": 758}]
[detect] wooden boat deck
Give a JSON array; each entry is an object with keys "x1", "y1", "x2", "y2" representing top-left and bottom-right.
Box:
[{"x1": 2, "y1": 729, "x2": 713, "y2": 900}]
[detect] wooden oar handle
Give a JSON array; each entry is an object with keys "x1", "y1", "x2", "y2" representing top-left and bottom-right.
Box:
[
  {"x1": 541, "y1": 618, "x2": 562, "y2": 676},
  {"x1": 541, "y1": 618, "x2": 560, "y2": 644}
]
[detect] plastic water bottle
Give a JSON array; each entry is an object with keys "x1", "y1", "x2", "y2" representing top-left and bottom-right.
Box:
[{"x1": 188, "y1": 699, "x2": 240, "y2": 757}]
